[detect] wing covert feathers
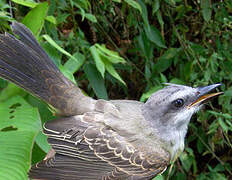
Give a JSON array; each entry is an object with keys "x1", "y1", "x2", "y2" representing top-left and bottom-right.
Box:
[
  {"x1": 29, "y1": 115, "x2": 169, "y2": 180},
  {"x1": 0, "y1": 22, "x2": 95, "y2": 116}
]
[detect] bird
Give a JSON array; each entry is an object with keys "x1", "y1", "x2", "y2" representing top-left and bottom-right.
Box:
[{"x1": 0, "y1": 22, "x2": 223, "y2": 180}]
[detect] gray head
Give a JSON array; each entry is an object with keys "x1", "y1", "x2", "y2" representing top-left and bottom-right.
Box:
[{"x1": 142, "y1": 83, "x2": 223, "y2": 159}]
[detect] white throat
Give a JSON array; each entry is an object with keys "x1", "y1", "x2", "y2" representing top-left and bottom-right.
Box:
[{"x1": 154, "y1": 108, "x2": 197, "y2": 161}]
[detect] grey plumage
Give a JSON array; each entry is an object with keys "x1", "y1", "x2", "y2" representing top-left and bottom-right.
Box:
[{"x1": 0, "y1": 22, "x2": 222, "y2": 180}]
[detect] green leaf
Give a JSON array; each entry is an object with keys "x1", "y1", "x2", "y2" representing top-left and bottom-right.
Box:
[
  {"x1": 154, "y1": 48, "x2": 178, "y2": 73},
  {"x1": 85, "y1": 13, "x2": 97, "y2": 23},
  {"x1": 224, "y1": 86, "x2": 232, "y2": 97},
  {"x1": 95, "y1": 44, "x2": 126, "y2": 64},
  {"x1": 218, "y1": 117, "x2": 228, "y2": 133},
  {"x1": 42, "y1": 34, "x2": 79, "y2": 63},
  {"x1": 169, "y1": 78, "x2": 185, "y2": 85},
  {"x1": 138, "y1": 0, "x2": 149, "y2": 28},
  {"x1": 160, "y1": 73, "x2": 167, "y2": 83},
  {"x1": 197, "y1": 139, "x2": 204, "y2": 154},
  {"x1": 0, "y1": 83, "x2": 27, "y2": 101},
  {"x1": 104, "y1": 61, "x2": 126, "y2": 86},
  {"x1": 159, "y1": 48, "x2": 179, "y2": 59},
  {"x1": 64, "y1": 52, "x2": 85, "y2": 74},
  {"x1": 22, "y1": 2, "x2": 48, "y2": 38},
  {"x1": 137, "y1": 32, "x2": 154, "y2": 60},
  {"x1": 144, "y1": 26, "x2": 166, "y2": 48},
  {"x1": 153, "y1": 175, "x2": 164, "y2": 180},
  {"x1": 35, "y1": 131, "x2": 50, "y2": 153},
  {"x1": 83, "y1": 64, "x2": 108, "y2": 100},
  {"x1": 41, "y1": 42, "x2": 62, "y2": 67},
  {"x1": 45, "y1": 15, "x2": 57, "y2": 24},
  {"x1": 156, "y1": 10, "x2": 164, "y2": 27},
  {"x1": 0, "y1": 79, "x2": 7, "y2": 89},
  {"x1": 59, "y1": 66, "x2": 77, "y2": 84},
  {"x1": 0, "y1": 96, "x2": 40, "y2": 180},
  {"x1": 90, "y1": 45, "x2": 105, "y2": 77},
  {"x1": 179, "y1": 151, "x2": 193, "y2": 172},
  {"x1": 138, "y1": 0, "x2": 166, "y2": 48},
  {"x1": 201, "y1": 0, "x2": 212, "y2": 22},
  {"x1": 154, "y1": 58, "x2": 172, "y2": 73},
  {"x1": 124, "y1": 0, "x2": 142, "y2": 14},
  {"x1": 10, "y1": 0, "x2": 38, "y2": 8},
  {"x1": 152, "y1": 0, "x2": 160, "y2": 14}
]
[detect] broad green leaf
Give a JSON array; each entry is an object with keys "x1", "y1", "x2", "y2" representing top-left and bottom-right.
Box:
[
  {"x1": 60, "y1": 65, "x2": 77, "y2": 84},
  {"x1": 31, "y1": 140, "x2": 46, "y2": 165},
  {"x1": 137, "y1": 32, "x2": 154, "y2": 60},
  {"x1": 124, "y1": 0, "x2": 142, "y2": 14},
  {"x1": 85, "y1": 13, "x2": 97, "y2": 23},
  {"x1": 22, "y1": 2, "x2": 48, "y2": 37},
  {"x1": 0, "y1": 96, "x2": 40, "y2": 180},
  {"x1": 197, "y1": 138, "x2": 204, "y2": 154},
  {"x1": 0, "y1": 83, "x2": 26, "y2": 101},
  {"x1": 154, "y1": 48, "x2": 178, "y2": 73},
  {"x1": 165, "y1": 0, "x2": 176, "y2": 6},
  {"x1": 35, "y1": 131, "x2": 50, "y2": 153},
  {"x1": 104, "y1": 61, "x2": 126, "y2": 86},
  {"x1": 160, "y1": 73, "x2": 167, "y2": 83},
  {"x1": 138, "y1": 0, "x2": 149, "y2": 28},
  {"x1": 154, "y1": 58, "x2": 172, "y2": 73},
  {"x1": 0, "y1": 79, "x2": 7, "y2": 89},
  {"x1": 95, "y1": 44, "x2": 126, "y2": 64},
  {"x1": 159, "y1": 48, "x2": 179, "y2": 59},
  {"x1": 10, "y1": 0, "x2": 38, "y2": 8},
  {"x1": 144, "y1": 26, "x2": 166, "y2": 48},
  {"x1": 224, "y1": 86, "x2": 232, "y2": 97},
  {"x1": 79, "y1": 7, "x2": 86, "y2": 21},
  {"x1": 169, "y1": 78, "x2": 185, "y2": 85},
  {"x1": 73, "y1": 0, "x2": 90, "y2": 10},
  {"x1": 83, "y1": 64, "x2": 108, "y2": 100},
  {"x1": 64, "y1": 52, "x2": 85, "y2": 74},
  {"x1": 41, "y1": 42, "x2": 62, "y2": 67},
  {"x1": 218, "y1": 117, "x2": 228, "y2": 133},
  {"x1": 156, "y1": 10, "x2": 164, "y2": 27},
  {"x1": 42, "y1": 34, "x2": 78, "y2": 62},
  {"x1": 179, "y1": 151, "x2": 193, "y2": 172},
  {"x1": 90, "y1": 45, "x2": 105, "y2": 77},
  {"x1": 153, "y1": 175, "x2": 164, "y2": 180},
  {"x1": 152, "y1": 0, "x2": 160, "y2": 14},
  {"x1": 45, "y1": 15, "x2": 57, "y2": 24},
  {"x1": 201, "y1": 0, "x2": 212, "y2": 22}
]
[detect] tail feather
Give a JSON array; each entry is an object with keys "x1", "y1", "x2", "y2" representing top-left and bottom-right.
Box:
[{"x1": 0, "y1": 22, "x2": 95, "y2": 116}]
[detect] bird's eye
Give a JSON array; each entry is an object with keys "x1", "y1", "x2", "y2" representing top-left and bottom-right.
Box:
[{"x1": 173, "y1": 98, "x2": 184, "y2": 108}]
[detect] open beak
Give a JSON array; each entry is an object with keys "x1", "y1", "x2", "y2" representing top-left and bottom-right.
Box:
[{"x1": 188, "y1": 83, "x2": 223, "y2": 108}]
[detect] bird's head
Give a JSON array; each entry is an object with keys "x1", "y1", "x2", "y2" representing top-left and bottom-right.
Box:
[
  {"x1": 143, "y1": 83, "x2": 222, "y2": 130},
  {"x1": 142, "y1": 83, "x2": 223, "y2": 157}
]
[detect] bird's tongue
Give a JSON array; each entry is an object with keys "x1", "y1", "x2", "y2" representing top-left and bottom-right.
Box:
[{"x1": 188, "y1": 92, "x2": 223, "y2": 108}]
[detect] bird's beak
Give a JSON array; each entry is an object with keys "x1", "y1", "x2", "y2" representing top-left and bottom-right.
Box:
[{"x1": 188, "y1": 83, "x2": 223, "y2": 108}]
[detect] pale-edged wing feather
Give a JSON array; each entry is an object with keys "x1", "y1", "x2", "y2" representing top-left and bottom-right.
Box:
[{"x1": 29, "y1": 112, "x2": 169, "y2": 180}]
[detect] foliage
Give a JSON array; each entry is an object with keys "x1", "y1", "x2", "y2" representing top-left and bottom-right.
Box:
[{"x1": 0, "y1": 0, "x2": 231, "y2": 179}]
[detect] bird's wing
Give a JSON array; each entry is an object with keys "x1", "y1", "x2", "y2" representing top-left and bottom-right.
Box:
[
  {"x1": 0, "y1": 22, "x2": 95, "y2": 116},
  {"x1": 29, "y1": 112, "x2": 169, "y2": 180}
]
